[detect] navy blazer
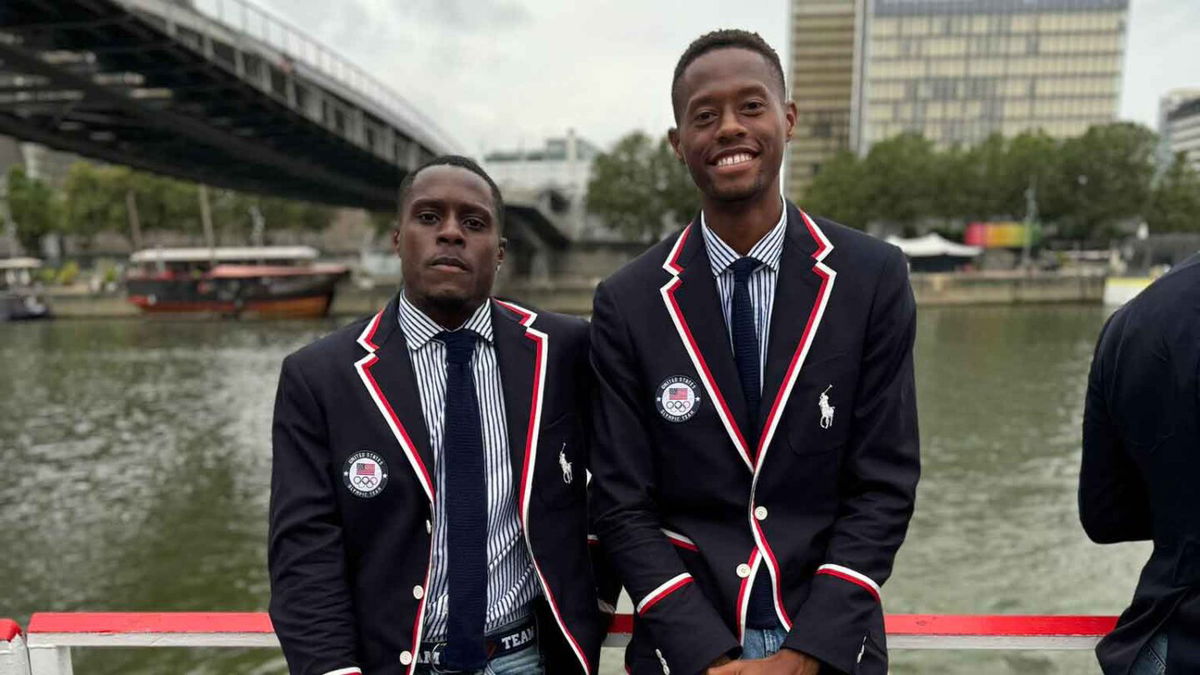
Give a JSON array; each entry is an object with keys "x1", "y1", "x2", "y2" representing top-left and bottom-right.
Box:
[
  {"x1": 1081, "y1": 253, "x2": 1200, "y2": 675},
  {"x1": 590, "y1": 203, "x2": 920, "y2": 675},
  {"x1": 268, "y1": 295, "x2": 608, "y2": 675}
]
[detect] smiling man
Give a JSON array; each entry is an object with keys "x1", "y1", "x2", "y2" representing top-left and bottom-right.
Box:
[
  {"x1": 269, "y1": 156, "x2": 608, "y2": 675},
  {"x1": 589, "y1": 30, "x2": 920, "y2": 674}
]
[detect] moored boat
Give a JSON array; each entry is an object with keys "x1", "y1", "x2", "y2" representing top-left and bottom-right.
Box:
[
  {"x1": 125, "y1": 246, "x2": 348, "y2": 318},
  {"x1": 0, "y1": 257, "x2": 52, "y2": 321}
]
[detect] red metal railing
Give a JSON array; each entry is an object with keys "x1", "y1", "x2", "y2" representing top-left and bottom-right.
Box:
[{"x1": 5, "y1": 612, "x2": 1119, "y2": 674}]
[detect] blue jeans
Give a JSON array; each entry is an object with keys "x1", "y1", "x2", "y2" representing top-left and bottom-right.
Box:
[
  {"x1": 1130, "y1": 631, "x2": 1168, "y2": 675},
  {"x1": 742, "y1": 624, "x2": 789, "y2": 660}
]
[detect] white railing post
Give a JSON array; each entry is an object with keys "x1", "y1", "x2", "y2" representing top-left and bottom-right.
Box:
[
  {"x1": 0, "y1": 624, "x2": 31, "y2": 675},
  {"x1": 25, "y1": 646, "x2": 70, "y2": 675}
]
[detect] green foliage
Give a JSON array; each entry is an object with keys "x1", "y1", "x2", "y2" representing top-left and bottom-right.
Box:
[
  {"x1": 6, "y1": 166, "x2": 64, "y2": 254},
  {"x1": 55, "y1": 260, "x2": 80, "y2": 285},
  {"x1": 587, "y1": 131, "x2": 697, "y2": 242},
  {"x1": 1146, "y1": 154, "x2": 1200, "y2": 233},
  {"x1": 53, "y1": 162, "x2": 335, "y2": 245},
  {"x1": 797, "y1": 122, "x2": 1188, "y2": 241}
]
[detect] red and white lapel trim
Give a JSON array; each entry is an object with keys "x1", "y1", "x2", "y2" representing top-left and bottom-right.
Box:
[
  {"x1": 319, "y1": 667, "x2": 362, "y2": 675},
  {"x1": 816, "y1": 564, "x2": 882, "y2": 602},
  {"x1": 354, "y1": 308, "x2": 435, "y2": 675},
  {"x1": 354, "y1": 309, "x2": 435, "y2": 504},
  {"x1": 636, "y1": 573, "x2": 694, "y2": 615},
  {"x1": 661, "y1": 528, "x2": 698, "y2": 551},
  {"x1": 660, "y1": 225, "x2": 755, "y2": 471},
  {"x1": 492, "y1": 299, "x2": 593, "y2": 675},
  {"x1": 747, "y1": 209, "x2": 838, "y2": 632},
  {"x1": 734, "y1": 548, "x2": 763, "y2": 644}
]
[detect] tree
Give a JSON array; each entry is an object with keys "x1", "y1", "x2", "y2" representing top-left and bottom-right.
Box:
[
  {"x1": 802, "y1": 151, "x2": 870, "y2": 229},
  {"x1": 587, "y1": 131, "x2": 697, "y2": 242},
  {"x1": 1145, "y1": 154, "x2": 1200, "y2": 233},
  {"x1": 1042, "y1": 122, "x2": 1157, "y2": 241},
  {"x1": 860, "y1": 133, "x2": 940, "y2": 230},
  {"x1": 6, "y1": 166, "x2": 64, "y2": 255}
]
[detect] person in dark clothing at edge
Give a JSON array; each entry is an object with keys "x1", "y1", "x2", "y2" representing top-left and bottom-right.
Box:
[
  {"x1": 589, "y1": 29, "x2": 920, "y2": 675},
  {"x1": 1080, "y1": 253, "x2": 1200, "y2": 675},
  {"x1": 269, "y1": 156, "x2": 612, "y2": 675}
]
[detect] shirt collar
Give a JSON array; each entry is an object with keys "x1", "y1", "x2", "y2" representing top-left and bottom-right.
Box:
[
  {"x1": 700, "y1": 197, "x2": 787, "y2": 277},
  {"x1": 397, "y1": 292, "x2": 494, "y2": 351}
]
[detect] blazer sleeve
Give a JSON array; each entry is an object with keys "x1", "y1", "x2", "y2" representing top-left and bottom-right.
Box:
[
  {"x1": 268, "y1": 355, "x2": 361, "y2": 675},
  {"x1": 784, "y1": 248, "x2": 921, "y2": 674},
  {"x1": 588, "y1": 280, "x2": 741, "y2": 675},
  {"x1": 1078, "y1": 310, "x2": 1153, "y2": 544}
]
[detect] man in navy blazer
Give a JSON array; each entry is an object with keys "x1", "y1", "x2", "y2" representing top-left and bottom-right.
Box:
[
  {"x1": 1080, "y1": 253, "x2": 1200, "y2": 675},
  {"x1": 269, "y1": 156, "x2": 608, "y2": 675},
  {"x1": 589, "y1": 30, "x2": 920, "y2": 675}
]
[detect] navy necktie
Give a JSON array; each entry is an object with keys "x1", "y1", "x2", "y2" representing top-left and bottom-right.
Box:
[
  {"x1": 731, "y1": 257, "x2": 763, "y2": 436},
  {"x1": 730, "y1": 257, "x2": 777, "y2": 628},
  {"x1": 438, "y1": 329, "x2": 489, "y2": 670}
]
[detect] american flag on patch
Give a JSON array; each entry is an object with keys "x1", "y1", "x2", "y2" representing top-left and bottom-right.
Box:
[
  {"x1": 357, "y1": 463, "x2": 375, "y2": 476},
  {"x1": 668, "y1": 386, "x2": 689, "y2": 401}
]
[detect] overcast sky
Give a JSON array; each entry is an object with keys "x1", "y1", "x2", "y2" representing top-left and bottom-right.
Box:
[{"x1": 254, "y1": 0, "x2": 1199, "y2": 155}]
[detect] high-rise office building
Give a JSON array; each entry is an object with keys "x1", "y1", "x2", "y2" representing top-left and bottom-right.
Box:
[
  {"x1": 787, "y1": 0, "x2": 1129, "y2": 198},
  {"x1": 1159, "y1": 89, "x2": 1200, "y2": 174}
]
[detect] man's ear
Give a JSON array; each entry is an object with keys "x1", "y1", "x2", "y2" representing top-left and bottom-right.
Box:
[
  {"x1": 668, "y1": 128, "x2": 684, "y2": 164},
  {"x1": 391, "y1": 225, "x2": 402, "y2": 255},
  {"x1": 785, "y1": 99, "x2": 798, "y2": 142},
  {"x1": 497, "y1": 237, "x2": 507, "y2": 267}
]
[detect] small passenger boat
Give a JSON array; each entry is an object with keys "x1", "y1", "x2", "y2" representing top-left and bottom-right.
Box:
[
  {"x1": 124, "y1": 246, "x2": 348, "y2": 318},
  {"x1": 0, "y1": 257, "x2": 51, "y2": 321}
]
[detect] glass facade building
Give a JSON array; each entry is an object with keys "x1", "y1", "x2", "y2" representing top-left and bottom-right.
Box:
[{"x1": 786, "y1": 0, "x2": 1129, "y2": 198}]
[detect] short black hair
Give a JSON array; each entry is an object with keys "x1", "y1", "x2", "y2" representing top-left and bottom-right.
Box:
[
  {"x1": 671, "y1": 29, "x2": 787, "y2": 119},
  {"x1": 397, "y1": 154, "x2": 505, "y2": 228}
]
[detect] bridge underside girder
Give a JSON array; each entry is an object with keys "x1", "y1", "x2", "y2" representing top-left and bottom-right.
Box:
[{"x1": 0, "y1": 0, "x2": 447, "y2": 211}]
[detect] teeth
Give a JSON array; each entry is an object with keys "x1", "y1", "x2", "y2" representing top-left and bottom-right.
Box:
[{"x1": 717, "y1": 153, "x2": 753, "y2": 167}]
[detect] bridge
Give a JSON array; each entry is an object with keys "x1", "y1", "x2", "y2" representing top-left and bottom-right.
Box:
[{"x1": 0, "y1": 0, "x2": 460, "y2": 211}]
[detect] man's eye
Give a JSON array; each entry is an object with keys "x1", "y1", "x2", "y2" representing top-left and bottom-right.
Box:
[
  {"x1": 695, "y1": 111, "x2": 716, "y2": 124},
  {"x1": 744, "y1": 101, "x2": 765, "y2": 112},
  {"x1": 417, "y1": 212, "x2": 438, "y2": 224},
  {"x1": 463, "y1": 218, "x2": 486, "y2": 230}
]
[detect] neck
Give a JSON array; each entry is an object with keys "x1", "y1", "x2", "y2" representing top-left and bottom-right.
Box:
[
  {"x1": 701, "y1": 189, "x2": 783, "y2": 256},
  {"x1": 406, "y1": 290, "x2": 486, "y2": 332}
]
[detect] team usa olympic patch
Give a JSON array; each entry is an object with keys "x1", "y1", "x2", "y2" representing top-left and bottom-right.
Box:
[
  {"x1": 343, "y1": 451, "x2": 388, "y2": 498},
  {"x1": 656, "y1": 375, "x2": 701, "y2": 422}
]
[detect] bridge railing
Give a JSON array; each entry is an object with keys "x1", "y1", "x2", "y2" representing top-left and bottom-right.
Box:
[
  {"x1": 115, "y1": 0, "x2": 457, "y2": 153},
  {"x1": 4, "y1": 612, "x2": 1117, "y2": 675}
]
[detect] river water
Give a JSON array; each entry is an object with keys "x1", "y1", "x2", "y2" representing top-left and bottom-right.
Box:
[{"x1": 0, "y1": 305, "x2": 1148, "y2": 674}]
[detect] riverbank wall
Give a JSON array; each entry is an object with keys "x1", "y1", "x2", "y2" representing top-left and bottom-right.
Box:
[{"x1": 36, "y1": 271, "x2": 1105, "y2": 319}]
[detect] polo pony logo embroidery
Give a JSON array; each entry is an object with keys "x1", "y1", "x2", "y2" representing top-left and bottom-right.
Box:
[
  {"x1": 559, "y1": 444, "x2": 573, "y2": 484},
  {"x1": 819, "y1": 385, "x2": 835, "y2": 429}
]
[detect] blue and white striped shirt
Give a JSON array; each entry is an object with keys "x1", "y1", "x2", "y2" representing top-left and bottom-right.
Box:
[
  {"x1": 397, "y1": 293, "x2": 539, "y2": 640},
  {"x1": 701, "y1": 202, "x2": 787, "y2": 394}
]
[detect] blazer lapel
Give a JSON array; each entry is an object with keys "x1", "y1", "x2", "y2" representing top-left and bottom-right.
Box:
[
  {"x1": 492, "y1": 300, "x2": 537, "y2": 489},
  {"x1": 661, "y1": 221, "x2": 755, "y2": 470},
  {"x1": 757, "y1": 203, "x2": 837, "y2": 460},
  {"x1": 354, "y1": 295, "x2": 435, "y2": 502}
]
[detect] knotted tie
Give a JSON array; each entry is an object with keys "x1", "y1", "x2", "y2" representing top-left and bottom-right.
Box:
[
  {"x1": 438, "y1": 329, "x2": 489, "y2": 669},
  {"x1": 730, "y1": 257, "x2": 778, "y2": 628}
]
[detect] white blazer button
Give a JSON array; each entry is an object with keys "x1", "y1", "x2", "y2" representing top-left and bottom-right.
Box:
[
  {"x1": 425, "y1": 519, "x2": 432, "y2": 534},
  {"x1": 736, "y1": 563, "x2": 751, "y2": 578},
  {"x1": 413, "y1": 585, "x2": 424, "y2": 600},
  {"x1": 400, "y1": 650, "x2": 413, "y2": 665},
  {"x1": 754, "y1": 506, "x2": 768, "y2": 521}
]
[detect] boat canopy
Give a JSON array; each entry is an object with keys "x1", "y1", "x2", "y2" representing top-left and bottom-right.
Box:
[
  {"x1": 130, "y1": 246, "x2": 319, "y2": 264},
  {"x1": 0, "y1": 257, "x2": 44, "y2": 270},
  {"x1": 886, "y1": 233, "x2": 982, "y2": 258}
]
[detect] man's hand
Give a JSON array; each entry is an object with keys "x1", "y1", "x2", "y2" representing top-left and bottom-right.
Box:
[{"x1": 706, "y1": 648, "x2": 820, "y2": 675}]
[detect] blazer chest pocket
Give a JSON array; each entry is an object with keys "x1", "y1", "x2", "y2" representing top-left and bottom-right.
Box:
[{"x1": 534, "y1": 414, "x2": 585, "y2": 508}]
